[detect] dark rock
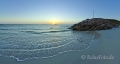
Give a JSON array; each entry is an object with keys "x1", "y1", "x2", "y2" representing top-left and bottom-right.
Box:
[{"x1": 69, "y1": 18, "x2": 120, "y2": 31}]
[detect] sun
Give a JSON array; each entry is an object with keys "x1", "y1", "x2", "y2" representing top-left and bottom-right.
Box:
[
  {"x1": 47, "y1": 18, "x2": 62, "y2": 24},
  {"x1": 52, "y1": 21, "x2": 56, "y2": 24},
  {"x1": 49, "y1": 19, "x2": 59, "y2": 25}
]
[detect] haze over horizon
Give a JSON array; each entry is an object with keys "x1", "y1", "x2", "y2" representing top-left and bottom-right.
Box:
[{"x1": 0, "y1": 0, "x2": 120, "y2": 24}]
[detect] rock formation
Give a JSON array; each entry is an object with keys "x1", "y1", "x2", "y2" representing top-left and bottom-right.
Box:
[{"x1": 69, "y1": 18, "x2": 120, "y2": 31}]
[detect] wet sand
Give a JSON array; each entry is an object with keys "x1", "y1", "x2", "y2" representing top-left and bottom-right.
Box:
[{"x1": 0, "y1": 28, "x2": 120, "y2": 64}]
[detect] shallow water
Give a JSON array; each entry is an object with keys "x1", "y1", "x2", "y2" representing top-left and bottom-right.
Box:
[{"x1": 0, "y1": 24, "x2": 99, "y2": 61}]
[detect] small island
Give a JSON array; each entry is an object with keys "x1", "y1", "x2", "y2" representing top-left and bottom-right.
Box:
[{"x1": 69, "y1": 18, "x2": 120, "y2": 31}]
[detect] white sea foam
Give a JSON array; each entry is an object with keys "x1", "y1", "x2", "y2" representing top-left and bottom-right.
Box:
[
  {"x1": 0, "y1": 24, "x2": 98, "y2": 61},
  {"x1": 0, "y1": 38, "x2": 93, "y2": 61}
]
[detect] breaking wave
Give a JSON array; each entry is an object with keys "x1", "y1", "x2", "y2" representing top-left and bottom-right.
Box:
[{"x1": 0, "y1": 24, "x2": 100, "y2": 61}]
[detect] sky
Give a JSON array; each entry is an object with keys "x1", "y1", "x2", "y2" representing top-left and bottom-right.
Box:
[{"x1": 0, "y1": 0, "x2": 120, "y2": 24}]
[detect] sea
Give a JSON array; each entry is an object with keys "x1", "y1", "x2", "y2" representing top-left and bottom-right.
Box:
[{"x1": 0, "y1": 24, "x2": 98, "y2": 61}]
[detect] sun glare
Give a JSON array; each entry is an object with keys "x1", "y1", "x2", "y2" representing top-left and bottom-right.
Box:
[
  {"x1": 47, "y1": 18, "x2": 63, "y2": 24},
  {"x1": 49, "y1": 19, "x2": 59, "y2": 25},
  {"x1": 52, "y1": 21, "x2": 56, "y2": 24}
]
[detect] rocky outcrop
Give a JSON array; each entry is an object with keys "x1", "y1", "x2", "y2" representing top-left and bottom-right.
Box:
[{"x1": 69, "y1": 18, "x2": 120, "y2": 31}]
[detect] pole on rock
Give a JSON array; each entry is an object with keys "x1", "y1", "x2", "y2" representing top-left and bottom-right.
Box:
[{"x1": 93, "y1": 10, "x2": 94, "y2": 18}]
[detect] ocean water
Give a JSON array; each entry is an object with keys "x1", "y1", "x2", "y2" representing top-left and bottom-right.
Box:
[{"x1": 0, "y1": 24, "x2": 97, "y2": 61}]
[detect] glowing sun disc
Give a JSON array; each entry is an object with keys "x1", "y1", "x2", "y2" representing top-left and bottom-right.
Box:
[{"x1": 52, "y1": 21, "x2": 56, "y2": 24}]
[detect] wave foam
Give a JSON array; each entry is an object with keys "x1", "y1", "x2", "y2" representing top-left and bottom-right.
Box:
[{"x1": 0, "y1": 31, "x2": 97, "y2": 61}]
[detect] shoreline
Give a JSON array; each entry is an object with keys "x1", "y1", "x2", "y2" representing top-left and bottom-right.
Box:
[{"x1": 0, "y1": 28, "x2": 120, "y2": 64}]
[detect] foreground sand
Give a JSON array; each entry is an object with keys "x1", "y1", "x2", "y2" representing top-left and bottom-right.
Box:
[{"x1": 0, "y1": 28, "x2": 120, "y2": 64}]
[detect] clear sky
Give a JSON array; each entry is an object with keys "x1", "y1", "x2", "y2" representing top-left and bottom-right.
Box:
[{"x1": 0, "y1": 0, "x2": 120, "y2": 24}]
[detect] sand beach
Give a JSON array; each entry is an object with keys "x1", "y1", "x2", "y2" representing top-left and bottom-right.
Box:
[{"x1": 0, "y1": 27, "x2": 120, "y2": 64}]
